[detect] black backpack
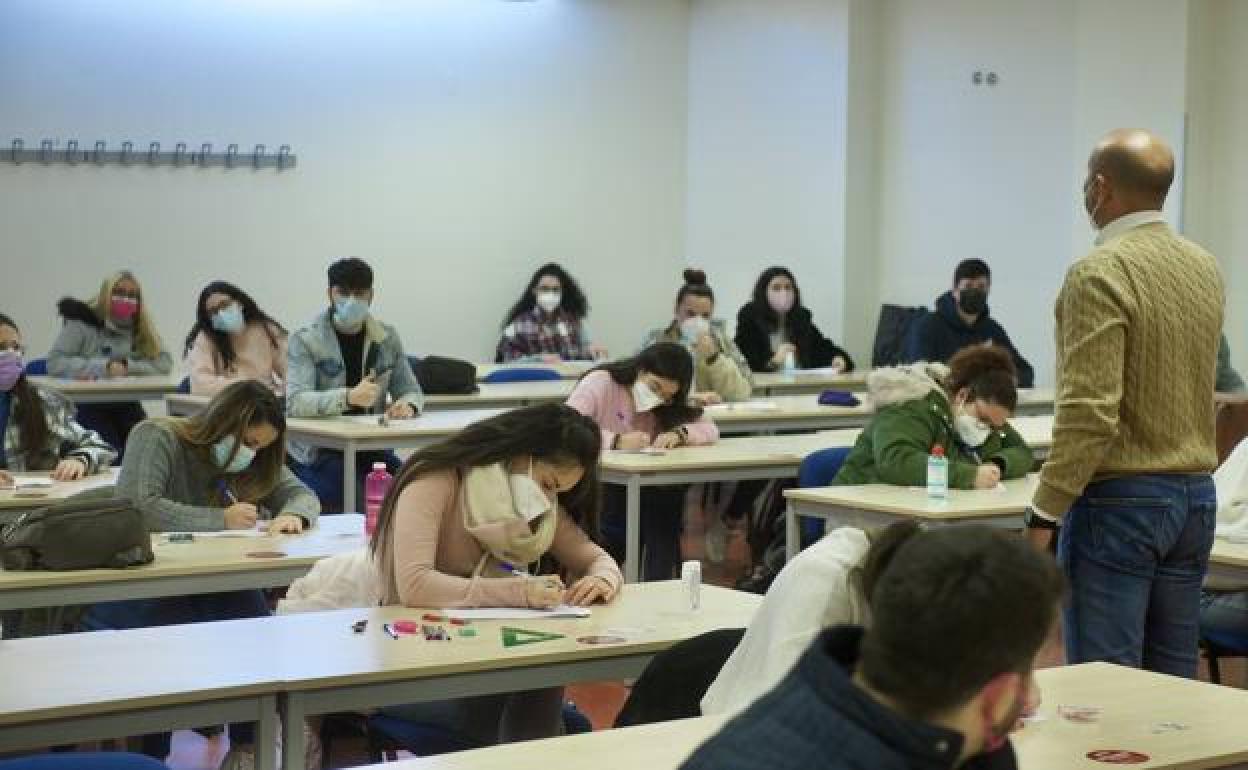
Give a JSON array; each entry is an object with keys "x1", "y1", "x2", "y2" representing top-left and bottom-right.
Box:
[
  {"x1": 413, "y1": 355, "x2": 479, "y2": 395},
  {"x1": 0, "y1": 492, "x2": 153, "y2": 571},
  {"x1": 872, "y1": 304, "x2": 928, "y2": 368}
]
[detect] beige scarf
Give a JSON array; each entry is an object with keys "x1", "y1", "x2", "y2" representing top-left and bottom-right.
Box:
[{"x1": 462, "y1": 463, "x2": 558, "y2": 576}]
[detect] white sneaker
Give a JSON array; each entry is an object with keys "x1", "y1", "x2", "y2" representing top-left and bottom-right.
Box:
[{"x1": 704, "y1": 513, "x2": 727, "y2": 564}]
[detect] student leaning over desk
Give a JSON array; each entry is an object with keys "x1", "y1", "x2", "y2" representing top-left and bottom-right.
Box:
[
  {"x1": 834, "y1": 346, "x2": 1033, "y2": 489},
  {"x1": 79, "y1": 380, "x2": 320, "y2": 769},
  {"x1": 370, "y1": 403, "x2": 621, "y2": 745},
  {"x1": 184, "y1": 280, "x2": 288, "y2": 397}
]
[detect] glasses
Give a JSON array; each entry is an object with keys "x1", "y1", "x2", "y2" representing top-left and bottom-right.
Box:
[
  {"x1": 0, "y1": 342, "x2": 25, "y2": 354},
  {"x1": 205, "y1": 299, "x2": 239, "y2": 315},
  {"x1": 112, "y1": 290, "x2": 140, "y2": 301}
]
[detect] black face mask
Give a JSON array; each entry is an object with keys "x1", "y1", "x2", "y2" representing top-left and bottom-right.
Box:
[{"x1": 958, "y1": 288, "x2": 988, "y2": 316}]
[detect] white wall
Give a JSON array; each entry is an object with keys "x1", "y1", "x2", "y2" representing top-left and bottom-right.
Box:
[
  {"x1": 685, "y1": 0, "x2": 852, "y2": 352},
  {"x1": 0, "y1": 0, "x2": 690, "y2": 363}
]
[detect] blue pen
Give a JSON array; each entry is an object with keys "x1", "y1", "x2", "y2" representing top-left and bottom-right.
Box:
[
  {"x1": 217, "y1": 479, "x2": 238, "y2": 505},
  {"x1": 500, "y1": 562, "x2": 530, "y2": 577}
]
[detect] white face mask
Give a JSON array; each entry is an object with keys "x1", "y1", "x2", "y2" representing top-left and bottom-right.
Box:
[
  {"x1": 508, "y1": 459, "x2": 553, "y2": 523},
  {"x1": 536, "y1": 290, "x2": 561, "y2": 314},
  {"x1": 632, "y1": 380, "x2": 664, "y2": 412},
  {"x1": 954, "y1": 410, "x2": 992, "y2": 448},
  {"x1": 679, "y1": 316, "x2": 710, "y2": 342}
]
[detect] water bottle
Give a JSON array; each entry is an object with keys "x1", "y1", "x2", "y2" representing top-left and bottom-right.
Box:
[
  {"x1": 782, "y1": 349, "x2": 797, "y2": 373},
  {"x1": 364, "y1": 462, "x2": 393, "y2": 535},
  {"x1": 927, "y1": 445, "x2": 949, "y2": 501},
  {"x1": 681, "y1": 560, "x2": 702, "y2": 612}
]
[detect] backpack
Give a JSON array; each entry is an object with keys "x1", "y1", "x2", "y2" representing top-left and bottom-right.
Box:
[
  {"x1": 413, "y1": 355, "x2": 479, "y2": 395},
  {"x1": 0, "y1": 493, "x2": 153, "y2": 571},
  {"x1": 872, "y1": 304, "x2": 928, "y2": 368}
]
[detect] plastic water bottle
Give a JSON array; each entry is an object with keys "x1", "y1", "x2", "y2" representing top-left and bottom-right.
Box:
[
  {"x1": 927, "y1": 445, "x2": 949, "y2": 501},
  {"x1": 782, "y1": 349, "x2": 797, "y2": 373},
  {"x1": 682, "y1": 560, "x2": 702, "y2": 612},
  {"x1": 365, "y1": 462, "x2": 393, "y2": 535}
]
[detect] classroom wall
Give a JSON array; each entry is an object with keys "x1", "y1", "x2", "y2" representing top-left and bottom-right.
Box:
[{"x1": 0, "y1": 0, "x2": 690, "y2": 365}]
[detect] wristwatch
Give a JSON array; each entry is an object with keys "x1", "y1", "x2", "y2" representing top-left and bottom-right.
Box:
[{"x1": 1024, "y1": 507, "x2": 1059, "y2": 530}]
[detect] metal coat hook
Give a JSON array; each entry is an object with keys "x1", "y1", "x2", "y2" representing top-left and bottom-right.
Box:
[
  {"x1": 199, "y1": 143, "x2": 212, "y2": 168},
  {"x1": 120, "y1": 141, "x2": 133, "y2": 166},
  {"x1": 174, "y1": 142, "x2": 187, "y2": 167},
  {"x1": 65, "y1": 139, "x2": 79, "y2": 164},
  {"x1": 225, "y1": 143, "x2": 238, "y2": 169},
  {"x1": 5, "y1": 137, "x2": 297, "y2": 169},
  {"x1": 93, "y1": 141, "x2": 106, "y2": 165},
  {"x1": 252, "y1": 144, "x2": 265, "y2": 169},
  {"x1": 10, "y1": 139, "x2": 22, "y2": 164},
  {"x1": 147, "y1": 141, "x2": 160, "y2": 166},
  {"x1": 277, "y1": 144, "x2": 291, "y2": 171},
  {"x1": 39, "y1": 139, "x2": 55, "y2": 164}
]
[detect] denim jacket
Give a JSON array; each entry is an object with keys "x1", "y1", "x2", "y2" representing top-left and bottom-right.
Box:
[
  {"x1": 2, "y1": 384, "x2": 117, "y2": 472},
  {"x1": 286, "y1": 309, "x2": 424, "y2": 464},
  {"x1": 48, "y1": 299, "x2": 173, "y2": 379}
]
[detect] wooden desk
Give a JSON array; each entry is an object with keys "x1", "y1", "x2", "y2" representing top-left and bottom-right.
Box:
[
  {"x1": 784, "y1": 476, "x2": 1035, "y2": 560},
  {"x1": 476, "y1": 361, "x2": 593, "y2": 381},
  {"x1": 0, "y1": 468, "x2": 118, "y2": 511},
  {"x1": 275, "y1": 582, "x2": 759, "y2": 769},
  {"x1": 0, "y1": 617, "x2": 281, "y2": 770},
  {"x1": 28, "y1": 375, "x2": 182, "y2": 405},
  {"x1": 0, "y1": 514, "x2": 365, "y2": 611},
  {"x1": 752, "y1": 369, "x2": 868, "y2": 396},
  {"x1": 286, "y1": 410, "x2": 506, "y2": 507},
  {"x1": 423, "y1": 380, "x2": 575, "y2": 411}
]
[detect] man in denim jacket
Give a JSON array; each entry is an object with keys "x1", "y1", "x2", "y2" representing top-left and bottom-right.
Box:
[{"x1": 287, "y1": 258, "x2": 423, "y2": 511}]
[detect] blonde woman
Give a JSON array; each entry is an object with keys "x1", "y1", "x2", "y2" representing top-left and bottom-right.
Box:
[{"x1": 48, "y1": 270, "x2": 173, "y2": 456}]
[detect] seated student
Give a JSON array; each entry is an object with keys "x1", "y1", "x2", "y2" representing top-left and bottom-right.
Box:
[
  {"x1": 734, "y1": 266, "x2": 853, "y2": 373},
  {"x1": 682, "y1": 526, "x2": 1063, "y2": 770},
  {"x1": 702, "y1": 522, "x2": 919, "y2": 716},
  {"x1": 903, "y1": 258, "x2": 1035, "y2": 388},
  {"x1": 287, "y1": 257, "x2": 424, "y2": 511},
  {"x1": 567, "y1": 342, "x2": 719, "y2": 580},
  {"x1": 0, "y1": 313, "x2": 116, "y2": 485},
  {"x1": 48, "y1": 270, "x2": 173, "y2": 456},
  {"x1": 1217, "y1": 333, "x2": 1245, "y2": 394},
  {"x1": 495, "y1": 262, "x2": 606, "y2": 363},
  {"x1": 371, "y1": 403, "x2": 621, "y2": 745},
  {"x1": 184, "y1": 280, "x2": 288, "y2": 397},
  {"x1": 80, "y1": 380, "x2": 319, "y2": 768},
  {"x1": 640, "y1": 269, "x2": 753, "y2": 405},
  {"x1": 835, "y1": 346, "x2": 1033, "y2": 489}
]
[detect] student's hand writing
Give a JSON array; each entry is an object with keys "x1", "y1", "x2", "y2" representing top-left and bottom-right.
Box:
[
  {"x1": 974, "y1": 464, "x2": 1002, "y2": 489},
  {"x1": 224, "y1": 502, "x2": 259, "y2": 529},
  {"x1": 651, "y1": 431, "x2": 683, "y2": 450},
  {"x1": 524, "y1": 575, "x2": 565, "y2": 609},
  {"x1": 268, "y1": 513, "x2": 304, "y2": 535},
  {"x1": 106, "y1": 360, "x2": 129, "y2": 378},
  {"x1": 564, "y1": 576, "x2": 613, "y2": 606},
  {"x1": 385, "y1": 401, "x2": 415, "y2": 420},
  {"x1": 51, "y1": 457, "x2": 88, "y2": 481},
  {"x1": 0, "y1": 470, "x2": 13, "y2": 488},
  {"x1": 770, "y1": 344, "x2": 796, "y2": 368},
  {"x1": 589, "y1": 344, "x2": 609, "y2": 361},
  {"x1": 693, "y1": 391, "x2": 723, "y2": 407},
  {"x1": 615, "y1": 431, "x2": 650, "y2": 451},
  {"x1": 348, "y1": 374, "x2": 381, "y2": 409}
]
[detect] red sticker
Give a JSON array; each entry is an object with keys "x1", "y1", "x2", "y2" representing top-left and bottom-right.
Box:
[
  {"x1": 245, "y1": 550, "x2": 288, "y2": 559},
  {"x1": 1087, "y1": 750, "x2": 1150, "y2": 764}
]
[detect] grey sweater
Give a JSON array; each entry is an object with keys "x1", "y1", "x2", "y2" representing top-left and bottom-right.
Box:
[{"x1": 117, "y1": 421, "x2": 320, "y2": 531}]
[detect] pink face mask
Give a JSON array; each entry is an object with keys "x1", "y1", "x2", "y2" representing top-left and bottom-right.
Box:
[
  {"x1": 767, "y1": 288, "x2": 795, "y2": 315},
  {"x1": 110, "y1": 296, "x2": 139, "y2": 321}
]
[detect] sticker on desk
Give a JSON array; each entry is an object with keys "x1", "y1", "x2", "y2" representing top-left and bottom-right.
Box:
[
  {"x1": 1149, "y1": 721, "x2": 1190, "y2": 734},
  {"x1": 577, "y1": 635, "x2": 627, "y2": 646},
  {"x1": 245, "y1": 550, "x2": 288, "y2": 559},
  {"x1": 1058, "y1": 704, "x2": 1102, "y2": 724},
  {"x1": 1086, "y1": 750, "x2": 1150, "y2": 764}
]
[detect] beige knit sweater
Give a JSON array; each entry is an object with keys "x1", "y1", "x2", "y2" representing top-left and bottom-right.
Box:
[{"x1": 1035, "y1": 220, "x2": 1225, "y2": 516}]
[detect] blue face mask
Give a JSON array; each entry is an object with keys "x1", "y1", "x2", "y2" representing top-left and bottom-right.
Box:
[
  {"x1": 210, "y1": 304, "x2": 245, "y2": 335},
  {"x1": 212, "y1": 436, "x2": 256, "y2": 474},
  {"x1": 333, "y1": 297, "x2": 370, "y2": 329}
]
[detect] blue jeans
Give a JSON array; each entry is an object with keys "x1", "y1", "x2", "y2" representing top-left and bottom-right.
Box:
[
  {"x1": 1058, "y1": 474, "x2": 1216, "y2": 678},
  {"x1": 289, "y1": 450, "x2": 400, "y2": 513},
  {"x1": 1200, "y1": 590, "x2": 1248, "y2": 646}
]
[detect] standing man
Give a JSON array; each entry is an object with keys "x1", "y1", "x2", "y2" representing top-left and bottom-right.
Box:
[{"x1": 1026, "y1": 129, "x2": 1224, "y2": 677}]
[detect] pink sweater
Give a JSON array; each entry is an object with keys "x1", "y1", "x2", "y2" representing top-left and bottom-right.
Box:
[
  {"x1": 187, "y1": 322, "x2": 287, "y2": 397},
  {"x1": 380, "y1": 469, "x2": 622, "y2": 608},
  {"x1": 566, "y1": 370, "x2": 720, "y2": 447}
]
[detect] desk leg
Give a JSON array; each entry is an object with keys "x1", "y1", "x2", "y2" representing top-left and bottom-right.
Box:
[
  {"x1": 343, "y1": 440, "x2": 358, "y2": 514},
  {"x1": 280, "y1": 692, "x2": 306, "y2": 770},
  {"x1": 625, "y1": 476, "x2": 641, "y2": 584},
  {"x1": 785, "y1": 502, "x2": 800, "y2": 562},
  {"x1": 255, "y1": 694, "x2": 278, "y2": 770}
]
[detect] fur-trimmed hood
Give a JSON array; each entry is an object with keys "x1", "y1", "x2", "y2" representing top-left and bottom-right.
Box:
[
  {"x1": 866, "y1": 361, "x2": 950, "y2": 408},
  {"x1": 56, "y1": 297, "x2": 103, "y2": 328}
]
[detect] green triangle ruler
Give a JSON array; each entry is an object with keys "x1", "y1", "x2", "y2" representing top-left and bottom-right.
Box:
[{"x1": 501, "y1": 626, "x2": 566, "y2": 648}]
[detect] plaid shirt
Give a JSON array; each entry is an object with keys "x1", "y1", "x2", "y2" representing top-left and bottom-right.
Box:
[
  {"x1": 1, "y1": 385, "x2": 116, "y2": 473},
  {"x1": 496, "y1": 307, "x2": 591, "y2": 362}
]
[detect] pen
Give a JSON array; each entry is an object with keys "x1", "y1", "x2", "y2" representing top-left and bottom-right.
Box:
[
  {"x1": 216, "y1": 480, "x2": 238, "y2": 505},
  {"x1": 382, "y1": 623, "x2": 400, "y2": 640},
  {"x1": 500, "y1": 562, "x2": 530, "y2": 577}
]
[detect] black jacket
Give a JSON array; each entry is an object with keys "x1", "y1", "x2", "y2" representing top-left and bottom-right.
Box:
[
  {"x1": 735, "y1": 302, "x2": 854, "y2": 373},
  {"x1": 902, "y1": 292, "x2": 1034, "y2": 388},
  {"x1": 682, "y1": 626, "x2": 1019, "y2": 770}
]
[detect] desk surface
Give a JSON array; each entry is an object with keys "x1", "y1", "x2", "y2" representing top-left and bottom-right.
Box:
[
  {"x1": 0, "y1": 513, "x2": 365, "y2": 594},
  {"x1": 423, "y1": 380, "x2": 575, "y2": 407},
  {"x1": 285, "y1": 410, "x2": 507, "y2": 441},
  {"x1": 1211, "y1": 538, "x2": 1248, "y2": 571},
  {"x1": 0, "y1": 469, "x2": 119, "y2": 511},
  {"x1": 752, "y1": 369, "x2": 868, "y2": 393},
  {"x1": 786, "y1": 475, "x2": 1037, "y2": 520},
  {"x1": 28, "y1": 375, "x2": 182, "y2": 397}
]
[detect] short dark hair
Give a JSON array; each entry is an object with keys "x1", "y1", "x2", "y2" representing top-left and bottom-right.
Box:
[
  {"x1": 328, "y1": 258, "x2": 374, "y2": 291},
  {"x1": 953, "y1": 259, "x2": 991, "y2": 286},
  {"x1": 945, "y1": 345, "x2": 1019, "y2": 411},
  {"x1": 859, "y1": 527, "x2": 1063, "y2": 719}
]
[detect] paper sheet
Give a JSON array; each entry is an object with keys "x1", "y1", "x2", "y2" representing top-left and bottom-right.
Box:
[
  {"x1": 163, "y1": 528, "x2": 266, "y2": 539},
  {"x1": 345, "y1": 415, "x2": 423, "y2": 426},
  {"x1": 706, "y1": 400, "x2": 780, "y2": 412},
  {"x1": 12, "y1": 476, "x2": 54, "y2": 490},
  {"x1": 441, "y1": 605, "x2": 592, "y2": 621}
]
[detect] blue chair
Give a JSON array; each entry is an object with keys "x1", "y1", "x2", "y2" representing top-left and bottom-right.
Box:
[
  {"x1": 483, "y1": 367, "x2": 562, "y2": 384},
  {"x1": 0, "y1": 754, "x2": 166, "y2": 770},
  {"x1": 796, "y1": 447, "x2": 853, "y2": 548},
  {"x1": 25, "y1": 358, "x2": 48, "y2": 376}
]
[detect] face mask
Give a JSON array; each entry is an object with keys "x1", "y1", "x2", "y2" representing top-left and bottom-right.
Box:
[
  {"x1": 767, "y1": 288, "x2": 795, "y2": 315},
  {"x1": 110, "y1": 296, "x2": 139, "y2": 322},
  {"x1": 0, "y1": 351, "x2": 24, "y2": 391},
  {"x1": 509, "y1": 458, "x2": 554, "y2": 523},
  {"x1": 958, "y1": 288, "x2": 988, "y2": 316},
  {"x1": 211, "y1": 304, "x2": 245, "y2": 335},
  {"x1": 680, "y1": 316, "x2": 710, "y2": 342},
  {"x1": 632, "y1": 380, "x2": 664, "y2": 412},
  {"x1": 955, "y1": 409, "x2": 993, "y2": 448},
  {"x1": 536, "y1": 290, "x2": 561, "y2": 314},
  {"x1": 333, "y1": 297, "x2": 369, "y2": 329},
  {"x1": 212, "y1": 436, "x2": 256, "y2": 474}
]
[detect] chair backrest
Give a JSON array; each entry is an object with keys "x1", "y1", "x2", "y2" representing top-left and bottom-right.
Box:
[
  {"x1": 483, "y1": 367, "x2": 561, "y2": 384},
  {"x1": 1217, "y1": 400, "x2": 1248, "y2": 468},
  {"x1": 872, "y1": 304, "x2": 927, "y2": 368},
  {"x1": 613, "y1": 627, "x2": 746, "y2": 727},
  {"x1": 25, "y1": 358, "x2": 48, "y2": 376},
  {"x1": 176, "y1": 376, "x2": 190, "y2": 394},
  {"x1": 798, "y1": 446, "x2": 853, "y2": 488}
]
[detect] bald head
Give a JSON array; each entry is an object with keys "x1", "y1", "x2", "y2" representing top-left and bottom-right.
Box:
[{"x1": 1086, "y1": 129, "x2": 1175, "y2": 218}]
